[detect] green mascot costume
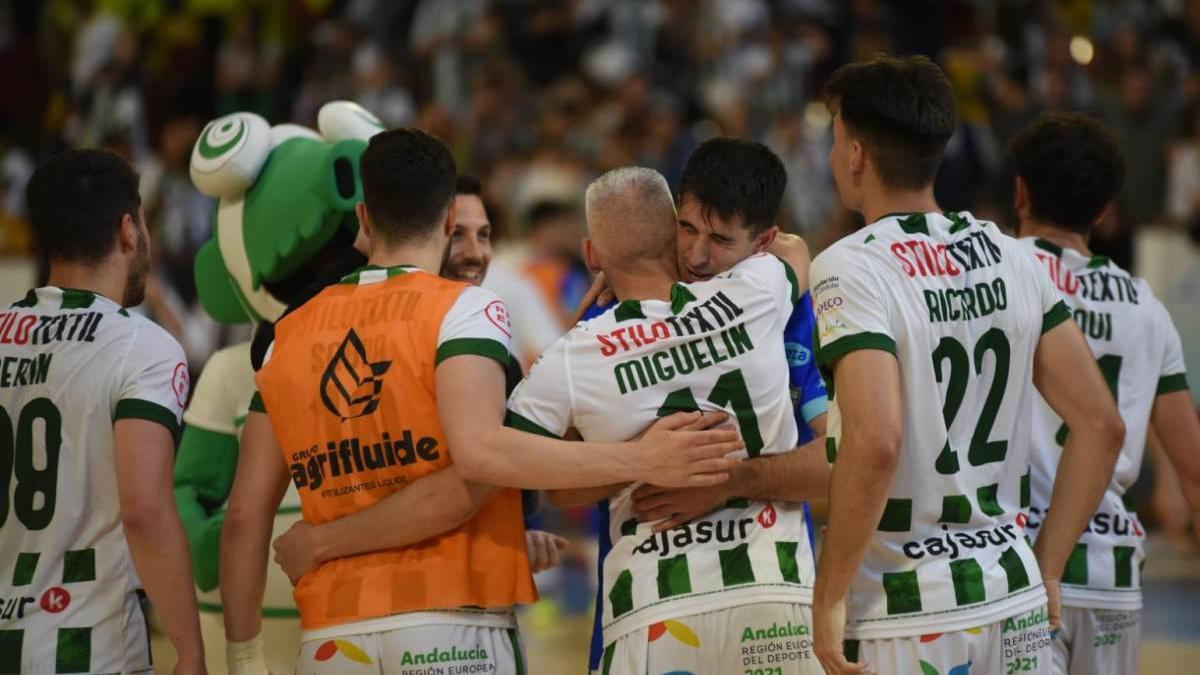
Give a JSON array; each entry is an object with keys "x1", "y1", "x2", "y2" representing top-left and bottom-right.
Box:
[{"x1": 174, "y1": 101, "x2": 382, "y2": 674}]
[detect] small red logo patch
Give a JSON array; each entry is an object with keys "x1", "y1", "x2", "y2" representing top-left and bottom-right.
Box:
[
  {"x1": 41, "y1": 587, "x2": 71, "y2": 613},
  {"x1": 1016, "y1": 513, "x2": 1028, "y2": 529},
  {"x1": 172, "y1": 363, "x2": 189, "y2": 407},
  {"x1": 758, "y1": 503, "x2": 777, "y2": 529},
  {"x1": 484, "y1": 300, "x2": 512, "y2": 338}
]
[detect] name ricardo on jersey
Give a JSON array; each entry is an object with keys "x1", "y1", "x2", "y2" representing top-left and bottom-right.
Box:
[
  {"x1": 288, "y1": 429, "x2": 440, "y2": 492},
  {"x1": 0, "y1": 310, "x2": 105, "y2": 346}
]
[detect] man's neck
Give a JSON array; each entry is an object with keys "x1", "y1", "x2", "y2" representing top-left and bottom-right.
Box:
[
  {"x1": 608, "y1": 267, "x2": 676, "y2": 304},
  {"x1": 860, "y1": 186, "x2": 940, "y2": 225},
  {"x1": 1019, "y1": 218, "x2": 1092, "y2": 256},
  {"x1": 46, "y1": 261, "x2": 126, "y2": 304},
  {"x1": 367, "y1": 237, "x2": 445, "y2": 273}
]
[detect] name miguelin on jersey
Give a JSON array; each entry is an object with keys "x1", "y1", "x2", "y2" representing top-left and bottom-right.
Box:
[{"x1": 613, "y1": 321, "x2": 755, "y2": 395}]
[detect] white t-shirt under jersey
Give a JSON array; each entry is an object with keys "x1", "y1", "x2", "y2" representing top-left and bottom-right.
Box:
[
  {"x1": 507, "y1": 253, "x2": 812, "y2": 644},
  {"x1": 0, "y1": 287, "x2": 188, "y2": 674},
  {"x1": 1021, "y1": 237, "x2": 1189, "y2": 610},
  {"x1": 811, "y1": 212, "x2": 1068, "y2": 640}
]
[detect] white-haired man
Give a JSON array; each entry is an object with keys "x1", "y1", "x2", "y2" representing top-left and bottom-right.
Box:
[{"x1": 507, "y1": 167, "x2": 820, "y2": 674}]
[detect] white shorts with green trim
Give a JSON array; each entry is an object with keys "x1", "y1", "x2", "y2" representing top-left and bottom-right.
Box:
[
  {"x1": 298, "y1": 623, "x2": 527, "y2": 675},
  {"x1": 597, "y1": 602, "x2": 821, "y2": 675},
  {"x1": 846, "y1": 604, "x2": 1053, "y2": 675},
  {"x1": 1050, "y1": 606, "x2": 1141, "y2": 675}
]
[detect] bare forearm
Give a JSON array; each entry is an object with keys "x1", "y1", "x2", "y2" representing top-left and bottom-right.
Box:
[
  {"x1": 1152, "y1": 392, "x2": 1200, "y2": 512},
  {"x1": 547, "y1": 483, "x2": 628, "y2": 507},
  {"x1": 220, "y1": 514, "x2": 272, "y2": 641},
  {"x1": 125, "y1": 511, "x2": 203, "y2": 661},
  {"x1": 1034, "y1": 427, "x2": 1121, "y2": 578},
  {"x1": 815, "y1": 441, "x2": 897, "y2": 602},
  {"x1": 463, "y1": 427, "x2": 639, "y2": 488},
  {"x1": 730, "y1": 437, "x2": 830, "y2": 503},
  {"x1": 316, "y1": 468, "x2": 494, "y2": 563}
]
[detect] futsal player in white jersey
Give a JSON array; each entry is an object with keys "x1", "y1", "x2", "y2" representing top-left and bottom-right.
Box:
[
  {"x1": 1009, "y1": 112, "x2": 1200, "y2": 675},
  {"x1": 809, "y1": 56, "x2": 1127, "y2": 675},
  {"x1": 0, "y1": 149, "x2": 204, "y2": 673},
  {"x1": 506, "y1": 167, "x2": 820, "y2": 674}
]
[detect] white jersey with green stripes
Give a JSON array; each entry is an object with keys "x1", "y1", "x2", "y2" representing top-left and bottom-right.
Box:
[
  {"x1": 811, "y1": 212, "x2": 1068, "y2": 640},
  {"x1": 0, "y1": 287, "x2": 188, "y2": 674},
  {"x1": 1021, "y1": 237, "x2": 1188, "y2": 610},
  {"x1": 506, "y1": 253, "x2": 809, "y2": 644}
]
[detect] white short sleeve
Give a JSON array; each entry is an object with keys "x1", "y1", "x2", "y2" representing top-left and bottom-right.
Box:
[
  {"x1": 1152, "y1": 296, "x2": 1190, "y2": 395},
  {"x1": 436, "y1": 286, "x2": 514, "y2": 368},
  {"x1": 115, "y1": 320, "x2": 189, "y2": 438},
  {"x1": 721, "y1": 252, "x2": 799, "y2": 317},
  {"x1": 811, "y1": 242, "x2": 895, "y2": 366},
  {"x1": 505, "y1": 338, "x2": 572, "y2": 438},
  {"x1": 1029, "y1": 251, "x2": 1072, "y2": 333}
]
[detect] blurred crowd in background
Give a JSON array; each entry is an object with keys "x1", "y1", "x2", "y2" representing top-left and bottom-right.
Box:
[
  {"x1": 3, "y1": 0, "x2": 1200, "y2": 563},
  {"x1": 5, "y1": 0, "x2": 1200, "y2": 362}
]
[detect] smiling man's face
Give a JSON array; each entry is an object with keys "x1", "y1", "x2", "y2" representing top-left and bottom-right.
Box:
[
  {"x1": 675, "y1": 194, "x2": 766, "y2": 282},
  {"x1": 441, "y1": 193, "x2": 492, "y2": 285}
]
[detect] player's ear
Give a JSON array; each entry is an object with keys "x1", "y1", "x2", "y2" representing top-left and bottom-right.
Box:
[
  {"x1": 1093, "y1": 200, "x2": 1116, "y2": 229},
  {"x1": 116, "y1": 211, "x2": 139, "y2": 255},
  {"x1": 848, "y1": 138, "x2": 865, "y2": 180},
  {"x1": 583, "y1": 238, "x2": 602, "y2": 273},
  {"x1": 355, "y1": 202, "x2": 373, "y2": 247},
  {"x1": 1013, "y1": 176, "x2": 1030, "y2": 219},
  {"x1": 443, "y1": 197, "x2": 457, "y2": 238},
  {"x1": 753, "y1": 225, "x2": 778, "y2": 253}
]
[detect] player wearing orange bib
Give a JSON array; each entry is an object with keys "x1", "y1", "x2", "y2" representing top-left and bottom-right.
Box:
[{"x1": 217, "y1": 130, "x2": 744, "y2": 675}]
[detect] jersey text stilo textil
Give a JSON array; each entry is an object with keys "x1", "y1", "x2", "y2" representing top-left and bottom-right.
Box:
[
  {"x1": 0, "y1": 287, "x2": 188, "y2": 674},
  {"x1": 1022, "y1": 237, "x2": 1189, "y2": 610},
  {"x1": 507, "y1": 253, "x2": 809, "y2": 645},
  {"x1": 812, "y1": 213, "x2": 1068, "y2": 640}
]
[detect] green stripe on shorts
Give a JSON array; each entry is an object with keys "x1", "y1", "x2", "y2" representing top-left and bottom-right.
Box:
[{"x1": 507, "y1": 629, "x2": 525, "y2": 675}]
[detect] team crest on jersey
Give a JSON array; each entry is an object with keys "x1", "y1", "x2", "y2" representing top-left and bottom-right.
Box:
[{"x1": 320, "y1": 328, "x2": 392, "y2": 420}]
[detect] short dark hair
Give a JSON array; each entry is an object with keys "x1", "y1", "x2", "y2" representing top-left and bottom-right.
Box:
[
  {"x1": 825, "y1": 55, "x2": 957, "y2": 190},
  {"x1": 26, "y1": 148, "x2": 141, "y2": 263},
  {"x1": 360, "y1": 128, "x2": 457, "y2": 243},
  {"x1": 678, "y1": 137, "x2": 787, "y2": 234},
  {"x1": 455, "y1": 174, "x2": 482, "y2": 197},
  {"x1": 1010, "y1": 112, "x2": 1125, "y2": 234}
]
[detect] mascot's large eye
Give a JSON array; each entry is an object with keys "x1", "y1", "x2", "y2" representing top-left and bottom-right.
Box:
[{"x1": 333, "y1": 157, "x2": 356, "y2": 199}]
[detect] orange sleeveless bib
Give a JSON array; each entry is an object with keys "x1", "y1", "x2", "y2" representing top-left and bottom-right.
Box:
[{"x1": 256, "y1": 269, "x2": 535, "y2": 630}]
